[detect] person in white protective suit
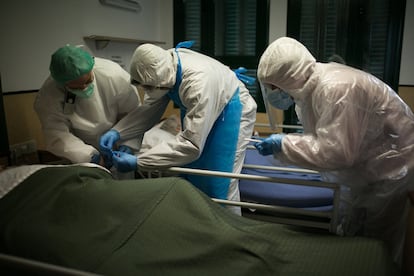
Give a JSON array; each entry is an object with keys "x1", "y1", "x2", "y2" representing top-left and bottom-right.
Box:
[
  {"x1": 99, "y1": 41, "x2": 257, "y2": 214},
  {"x1": 34, "y1": 45, "x2": 142, "y2": 177},
  {"x1": 254, "y1": 36, "x2": 414, "y2": 270}
]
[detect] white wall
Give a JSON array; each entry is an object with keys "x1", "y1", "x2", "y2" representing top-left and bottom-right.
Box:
[
  {"x1": 0, "y1": 0, "x2": 412, "y2": 93},
  {"x1": 269, "y1": 0, "x2": 288, "y2": 44},
  {"x1": 0, "y1": 0, "x2": 170, "y2": 93},
  {"x1": 399, "y1": 0, "x2": 414, "y2": 85},
  {"x1": 0, "y1": 0, "x2": 287, "y2": 93}
]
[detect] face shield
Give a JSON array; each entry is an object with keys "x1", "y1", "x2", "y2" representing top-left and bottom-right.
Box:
[
  {"x1": 130, "y1": 44, "x2": 176, "y2": 89},
  {"x1": 141, "y1": 85, "x2": 170, "y2": 104},
  {"x1": 260, "y1": 83, "x2": 295, "y2": 130},
  {"x1": 131, "y1": 78, "x2": 170, "y2": 104}
]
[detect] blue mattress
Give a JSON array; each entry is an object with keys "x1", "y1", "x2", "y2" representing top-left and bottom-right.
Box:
[{"x1": 239, "y1": 149, "x2": 333, "y2": 210}]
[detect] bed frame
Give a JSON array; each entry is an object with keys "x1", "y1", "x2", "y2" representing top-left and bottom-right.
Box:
[
  {"x1": 143, "y1": 163, "x2": 340, "y2": 233},
  {"x1": 0, "y1": 253, "x2": 99, "y2": 276},
  {"x1": 0, "y1": 164, "x2": 401, "y2": 275},
  {"x1": 142, "y1": 122, "x2": 341, "y2": 233}
]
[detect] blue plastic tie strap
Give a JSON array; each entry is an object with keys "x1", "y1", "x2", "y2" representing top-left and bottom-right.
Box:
[
  {"x1": 175, "y1": 40, "x2": 195, "y2": 49},
  {"x1": 233, "y1": 67, "x2": 256, "y2": 85}
]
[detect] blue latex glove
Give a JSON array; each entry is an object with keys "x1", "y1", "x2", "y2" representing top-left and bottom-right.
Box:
[
  {"x1": 91, "y1": 152, "x2": 113, "y2": 169},
  {"x1": 100, "y1": 129, "x2": 120, "y2": 154},
  {"x1": 118, "y1": 145, "x2": 132, "y2": 154},
  {"x1": 254, "y1": 134, "x2": 285, "y2": 156},
  {"x1": 99, "y1": 129, "x2": 120, "y2": 167},
  {"x1": 90, "y1": 153, "x2": 101, "y2": 164},
  {"x1": 112, "y1": 151, "x2": 137, "y2": 173},
  {"x1": 103, "y1": 153, "x2": 113, "y2": 169}
]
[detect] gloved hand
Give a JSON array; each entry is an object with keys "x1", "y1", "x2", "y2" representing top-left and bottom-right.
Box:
[
  {"x1": 90, "y1": 153, "x2": 101, "y2": 164},
  {"x1": 91, "y1": 152, "x2": 112, "y2": 169},
  {"x1": 112, "y1": 151, "x2": 137, "y2": 173},
  {"x1": 254, "y1": 134, "x2": 285, "y2": 156},
  {"x1": 100, "y1": 129, "x2": 120, "y2": 167},
  {"x1": 100, "y1": 129, "x2": 120, "y2": 153},
  {"x1": 102, "y1": 153, "x2": 113, "y2": 169},
  {"x1": 117, "y1": 145, "x2": 133, "y2": 154}
]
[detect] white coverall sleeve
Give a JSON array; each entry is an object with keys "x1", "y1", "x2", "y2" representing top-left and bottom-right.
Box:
[
  {"x1": 108, "y1": 77, "x2": 143, "y2": 152},
  {"x1": 115, "y1": 81, "x2": 141, "y2": 118},
  {"x1": 281, "y1": 84, "x2": 372, "y2": 171},
  {"x1": 137, "y1": 74, "x2": 223, "y2": 169},
  {"x1": 112, "y1": 95, "x2": 171, "y2": 141},
  {"x1": 34, "y1": 103, "x2": 99, "y2": 163}
]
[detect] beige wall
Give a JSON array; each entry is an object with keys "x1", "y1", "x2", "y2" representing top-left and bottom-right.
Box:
[
  {"x1": 3, "y1": 94, "x2": 188, "y2": 150},
  {"x1": 399, "y1": 86, "x2": 414, "y2": 108},
  {"x1": 4, "y1": 93, "x2": 44, "y2": 149},
  {"x1": 5, "y1": 85, "x2": 413, "y2": 149}
]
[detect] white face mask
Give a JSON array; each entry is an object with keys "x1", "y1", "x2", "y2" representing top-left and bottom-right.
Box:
[
  {"x1": 66, "y1": 83, "x2": 95, "y2": 98},
  {"x1": 267, "y1": 88, "x2": 294, "y2": 110}
]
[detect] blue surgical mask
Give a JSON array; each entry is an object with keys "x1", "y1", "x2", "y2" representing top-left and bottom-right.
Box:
[
  {"x1": 267, "y1": 88, "x2": 294, "y2": 110},
  {"x1": 67, "y1": 83, "x2": 95, "y2": 98}
]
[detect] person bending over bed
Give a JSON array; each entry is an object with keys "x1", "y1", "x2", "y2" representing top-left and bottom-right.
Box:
[
  {"x1": 34, "y1": 45, "x2": 142, "y2": 179},
  {"x1": 99, "y1": 41, "x2": 257, "y2": 214},
  {"x1": 253, "y1": 36, "x2": 414, "y2": 271}
]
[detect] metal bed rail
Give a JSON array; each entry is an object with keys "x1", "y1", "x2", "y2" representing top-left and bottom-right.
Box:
[
  {"x1": 0, "y1": 253, "x2": 101, "y2": 276},
  {"x1": 142, "y1": 166, "x2": 341, "y2": 232},
  {"x1": 255, "y1": 122, "x2": 304, "y2": 130}
]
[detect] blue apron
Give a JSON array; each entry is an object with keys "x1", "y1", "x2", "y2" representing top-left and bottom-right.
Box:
[{"x1": 167, "y1": 41, "x2": 254, "y2": 200}]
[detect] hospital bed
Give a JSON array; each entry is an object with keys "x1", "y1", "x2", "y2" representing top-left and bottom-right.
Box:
[
  {"x1": 237, "y1": 123, "x2": 340, "y2": 230},
  {"x1": 143, "y1": 121, "x2": 341, "y2": 233},
  {"x1": 158, "y1": 161, "x2": 340, "y2": 233},
  {"x1": 0, "y1": 164, "x2": 400, "y2": 275},
  {"x1": 239, "y1": 144, "x2": 338, "y2": 230}
]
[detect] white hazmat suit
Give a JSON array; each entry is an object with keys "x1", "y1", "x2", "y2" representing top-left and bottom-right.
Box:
[
  {"x1": 112, "y1": 43, "x2": 257, "y2": 208},
  {"x1": 258, "y1": 37, "x2": 414, "y2": 264},
  {"x1": 34, "y1": 57, "x2": 142, "y2": 164}
]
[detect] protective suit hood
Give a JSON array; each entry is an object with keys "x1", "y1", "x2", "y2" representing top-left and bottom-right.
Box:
[
  {"x1": 258, "y1": 37, "x2": 316, "y2": 98},
  {"x1": 130, "y1": 44, "x2": 176, "y2": 88}
]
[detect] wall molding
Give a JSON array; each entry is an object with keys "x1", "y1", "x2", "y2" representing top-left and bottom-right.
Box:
[{"x1": 3, "y1": 90, "x2": 38, "y2": 96}]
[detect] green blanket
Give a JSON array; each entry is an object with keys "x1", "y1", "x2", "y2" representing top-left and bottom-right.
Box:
[{"x1": 0, "y1": 166, "x2": 400, "y2": 276}]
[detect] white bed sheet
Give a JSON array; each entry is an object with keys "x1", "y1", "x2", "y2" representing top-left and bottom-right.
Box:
[{"x1": 0, "y1": 163, "x2": 110, "y2": 199}]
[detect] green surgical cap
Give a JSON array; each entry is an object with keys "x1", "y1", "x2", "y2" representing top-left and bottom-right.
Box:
[{"x1": 49, "y1": 45, "x2": 95, "y2": 84}]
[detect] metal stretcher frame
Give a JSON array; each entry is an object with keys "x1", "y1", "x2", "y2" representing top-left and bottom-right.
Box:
[{"x1": 145, "y1": 164, "x2": 341, "y2": 233}]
